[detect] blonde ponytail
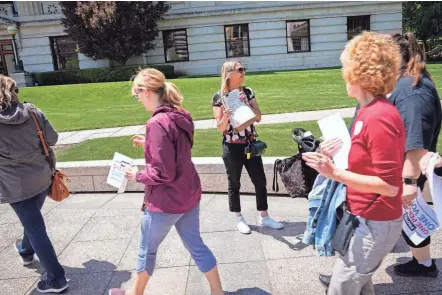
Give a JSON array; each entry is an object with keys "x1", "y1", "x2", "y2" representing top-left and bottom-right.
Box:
[
  {"x1": 163, "y1": 81, "x2": 183, "y2": 110},
  {"x1": 132, "y1": 68, "x2": 183, "y2": 110}
]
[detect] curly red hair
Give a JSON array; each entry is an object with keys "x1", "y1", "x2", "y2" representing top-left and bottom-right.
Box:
[{"x1": 340, "y1": 32, "x2": 401, "y2": 96}]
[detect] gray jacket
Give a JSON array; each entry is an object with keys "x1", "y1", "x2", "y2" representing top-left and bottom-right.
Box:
[{"x1": 0, "y1": 102, "x2": 58, "y2": 204}]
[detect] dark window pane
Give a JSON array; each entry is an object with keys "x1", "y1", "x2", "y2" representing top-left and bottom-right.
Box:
[
  {"x1": 347, "y1": 15, "x2": 370, "y2": 40},
  {"x1": 287, "y1": 21, "x2": 310, "y2": 52},
  {"x1": 225, "y1": 24, "x2": 250, "y2": 57},
  {"x1": 163, "y1": 29, "x2": 189, "y2": 62},
  {"x1": 50, "y1": 36, "x2": 79, "y2": 70}
]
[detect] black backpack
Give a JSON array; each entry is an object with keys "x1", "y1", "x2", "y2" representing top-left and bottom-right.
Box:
[{"x1": 272, "y1": 128, "x2": 320, "y2": 198}]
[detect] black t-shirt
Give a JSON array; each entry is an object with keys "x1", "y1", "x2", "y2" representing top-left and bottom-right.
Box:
[{"x1": 388, "y1": 74, "x2": 442, "y2": 188}]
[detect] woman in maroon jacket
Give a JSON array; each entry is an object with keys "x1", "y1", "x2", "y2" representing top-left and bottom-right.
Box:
[{"x1": 109, "y1": 68, "x2": 224, "y2": 295}]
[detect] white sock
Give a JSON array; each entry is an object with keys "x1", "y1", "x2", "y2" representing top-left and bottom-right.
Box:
[
  {"x1": 236, "y1": 216, "x2": 245, "y2": 222},
  {"x1": 418, "y1": 259, "x2": 432, "y2": 267}
]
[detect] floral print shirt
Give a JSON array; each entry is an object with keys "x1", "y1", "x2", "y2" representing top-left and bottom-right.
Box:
[{"x1": 212, "y1": 86, "x2": 257, "y2": 144}]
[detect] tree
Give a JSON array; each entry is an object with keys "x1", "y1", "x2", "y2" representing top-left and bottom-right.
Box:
[
  {"x1": 60, "y1": 1, "x2": 170, "y2": 65},
  {"x1": 403, "y1": 2, "x2": 442, "y2": 51}
]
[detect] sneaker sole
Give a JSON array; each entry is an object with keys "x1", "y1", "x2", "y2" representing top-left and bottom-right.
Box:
[
  {"x1": 259, "y1": 223, "x2": 284, "y2": 230},
  {"x1": 37, "y1": 285, "x2": 69, "y2": 294},
  {"x1": 394, "y1": 269, "x2": 439, "y2": 278},
  {"x1": 14, "y1": 242, "x2": 34, "y2": 266}
]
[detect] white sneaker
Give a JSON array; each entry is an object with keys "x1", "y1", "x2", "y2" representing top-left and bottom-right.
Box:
[
  {"x1": 236, "y1": 216, "x2": 251, "y2": 234},
  {"x1": 260, "y1": 216, "x2": 284, "y2": 230}
]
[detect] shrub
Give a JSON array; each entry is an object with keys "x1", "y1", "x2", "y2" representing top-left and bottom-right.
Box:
[{"x1": 34, "y1": 65, "x2": 174, "y2": 86}]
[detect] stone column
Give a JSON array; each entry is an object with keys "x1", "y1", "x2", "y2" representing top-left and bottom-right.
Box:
[{"x1": 17, "y1": 1, "x2": 43, "y2": 16}]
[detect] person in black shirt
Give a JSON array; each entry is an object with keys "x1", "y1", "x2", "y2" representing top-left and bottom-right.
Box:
[{"x1": 389, "y1": 32, "x2": 441, "y2": 278}]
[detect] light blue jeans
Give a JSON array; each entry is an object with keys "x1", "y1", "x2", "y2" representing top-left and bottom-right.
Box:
[{"x1": 136, "y1": 204, "x2": 217, "y2": 276}]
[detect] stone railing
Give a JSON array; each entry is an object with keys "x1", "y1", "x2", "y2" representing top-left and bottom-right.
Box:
[{"x1": 58, "y1": 157, "x2": 288, "y2": 195}]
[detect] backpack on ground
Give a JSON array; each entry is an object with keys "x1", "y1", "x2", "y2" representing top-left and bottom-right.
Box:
[{"x1": 272, "y1": 128, "x2": 320, "y2": 198}]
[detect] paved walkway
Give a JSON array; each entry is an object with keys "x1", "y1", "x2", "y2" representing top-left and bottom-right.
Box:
[
  {"x1": 1, "y1": 194, "x2": 440, "y2": 295},
  {"x1": 57, "y1": 107, "x2": 356, "y2": 145}
]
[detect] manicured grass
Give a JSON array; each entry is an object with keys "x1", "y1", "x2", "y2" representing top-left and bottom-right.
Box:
[
  {"x1": 56, "y1": 120, "x2": 337, "y2": 162},
  {"x1": 21, "y1": 64, "x2": 442, "y2": 132}
]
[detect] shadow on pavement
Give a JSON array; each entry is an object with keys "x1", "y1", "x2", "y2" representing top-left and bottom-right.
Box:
[
  {"x1": 26, "y1": 259, "x2": 131, "y2": 295},
  {"x1": 225, "y1": 287, "x2": 271, "y2": 295},
  {"x1": 375, "y1": 256, "x2": 442, "y2": 294},
  {"x1": 250, "y1": 221, "x2": 309, "y2": 251}
]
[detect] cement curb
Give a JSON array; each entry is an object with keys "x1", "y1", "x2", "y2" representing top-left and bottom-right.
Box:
[{"x1": 58, "y1": 157, "x2": 290, "y2": 195}]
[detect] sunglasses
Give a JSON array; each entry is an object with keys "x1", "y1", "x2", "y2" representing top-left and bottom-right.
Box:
[{"x1": 237, "y1": 67, "x2": 246, "y2": 73}]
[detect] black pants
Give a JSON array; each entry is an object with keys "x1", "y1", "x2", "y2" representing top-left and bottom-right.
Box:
[{"x1": 222, "y1": 143, "x2": 268, "y2": 213}]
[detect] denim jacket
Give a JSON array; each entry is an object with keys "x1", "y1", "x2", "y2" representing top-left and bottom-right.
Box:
[{"x1": 302, "y1": 174, "x2": 346, "y2": 256}]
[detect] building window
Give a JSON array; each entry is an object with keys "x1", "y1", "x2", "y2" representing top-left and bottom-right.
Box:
[
  {"x1": 50, "y1": 36, "x2": 79, "y2": 70},
  {"x1": 163, "y1": 29, "x2": 189, "y2": 63},
  {"x1": 224, "y1": 24, "x2": 250, "y2": 58},
  {"x1": 286, "y1": 20, "x2": 310, "y2": 53},
  {"x1": 347, "y1": 15, "x2": 370, "y2": 40}
]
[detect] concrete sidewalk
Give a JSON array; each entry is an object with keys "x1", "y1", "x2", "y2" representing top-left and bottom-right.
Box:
[
  {"x1": 1, "y1": 194, "x2": 441, "y2": 295},
  {"x1": 57, "y1": 107, "x2": 356, "y2": 145}
]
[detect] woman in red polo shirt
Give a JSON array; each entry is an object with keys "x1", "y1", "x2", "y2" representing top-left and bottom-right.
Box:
[{"x1": 303, "y1": 32, "x2": 405, "y2": 295}]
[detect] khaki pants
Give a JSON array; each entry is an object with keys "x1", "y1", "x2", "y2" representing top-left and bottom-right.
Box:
[{"x1": 328, "y1": 216, "x2": 403, "y2": 295}]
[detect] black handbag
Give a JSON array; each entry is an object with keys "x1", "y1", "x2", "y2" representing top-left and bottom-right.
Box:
[
  {"x1": 245, "y1": 131, "x2": 267, "y2": 159},
  {"x1": 331, "y1": 194, "x2": 380, "y2": 256},
  {"x1": 272, "y1": 128, "x2": 320, "y2": 198}
]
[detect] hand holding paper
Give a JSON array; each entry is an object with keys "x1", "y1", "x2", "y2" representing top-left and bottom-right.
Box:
[
  {"x1": 124, "y1": 166, "x2": 139, "y2": 181},
  {"x1": 317, "y1": 113, "x2": 351, "y2": 170}
]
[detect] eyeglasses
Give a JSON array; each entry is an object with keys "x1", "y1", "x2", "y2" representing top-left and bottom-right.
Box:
[
  {"x1": 237, "y1": 67, "x2": 246, "y2": 73},
  {"x1": 132, "y1": 87, "x2": 144, "y2": 100}
]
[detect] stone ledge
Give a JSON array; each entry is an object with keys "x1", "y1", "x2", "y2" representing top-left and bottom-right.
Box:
[
  {"x1": 58, "y1": 157, "x2": 433, "y2": 202},
  {"x1": 58, "y1": 157, "x2": 289, "y2": 195}
]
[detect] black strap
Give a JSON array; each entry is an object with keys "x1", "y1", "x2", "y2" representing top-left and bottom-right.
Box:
[
  {"x1": 272, "y1": 159, "x2": 280, "y2": 192},
  {"x1": 361, "y1": 194, "x2": 381, "y2": 213}
]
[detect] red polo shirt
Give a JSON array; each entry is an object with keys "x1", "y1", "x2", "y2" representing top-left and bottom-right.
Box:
[{"x1": 347, "y1": 98, "x2": 405, "y2": 221}]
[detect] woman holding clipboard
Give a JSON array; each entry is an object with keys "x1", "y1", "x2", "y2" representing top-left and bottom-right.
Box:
[{"x1": 212, "y1": 61, "x2": 283, "y2": 234}]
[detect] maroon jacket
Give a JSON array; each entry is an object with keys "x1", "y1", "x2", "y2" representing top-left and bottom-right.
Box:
[{"x1": 136, "y1": 105, "x2": 201, "y2": 214}]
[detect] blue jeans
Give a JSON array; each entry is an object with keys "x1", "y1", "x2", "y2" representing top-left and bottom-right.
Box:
[
  {"x1": 10, "y1": 188, "x2": 67, "y2": 287},
  {"x1": 137, "y1": 204, "x2": 217, "y2": 276}
]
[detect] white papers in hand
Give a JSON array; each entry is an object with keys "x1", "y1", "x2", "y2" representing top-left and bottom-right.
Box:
[
  {"x1": 107, "y1": 152, "x2": 134, "y2": 193},
  {"x1": 223, "y1": 89, "x2": 256, "y2": 130},
  {"x1": 402, "y1": 190, "x2": 439, "y2": 246},
  {"x1": 317, "y1": 113, "x2": 351, "y2": 170},
  {"x1": 426, "y1": 153, "x2": 442, "y2": 225}
]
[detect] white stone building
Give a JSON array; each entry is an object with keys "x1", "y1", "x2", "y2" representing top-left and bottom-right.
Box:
[{"x1": 0, "y1": 1, "x2": 402, "y2": 77}]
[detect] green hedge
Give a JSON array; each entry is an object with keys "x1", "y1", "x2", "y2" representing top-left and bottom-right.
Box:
[{"x1": 34, "y1": 65, "x2": 174, "y2": 86}]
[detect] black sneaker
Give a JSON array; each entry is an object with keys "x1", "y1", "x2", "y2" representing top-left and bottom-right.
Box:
[
  {"x1": 14, "y1": 240, "x2": 34, "y2": 266},
  {"x1": 394, "y1": 257, "x2": 439, "y2": 278},
  {"x1": 37, "y1": 280, "x2": 69, "y2": 294}
]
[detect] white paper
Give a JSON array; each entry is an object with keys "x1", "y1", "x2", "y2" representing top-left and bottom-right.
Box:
[
  {"x1": 317, "y1": 113, "x2": 351, "y2": 170},
  {"x1": 224, "y1": 89, "x2": 256, "y2": 129},
  {"x1": 426, "y1": 153, "x2": 442, "y2": 225},
  {"x1": 402, "y1": 189, "x2": 439, "y2": 246},
  {"x1": 107, "y1": 152, "x2": 134, "y2": 193}
]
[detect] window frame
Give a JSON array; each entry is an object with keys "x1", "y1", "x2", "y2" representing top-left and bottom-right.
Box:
[
  {"x1": 347, "y1": 15, "x2": 371, "y2": 40},
  {"x1": 162, "y1": 28, "x2": 190, "y2": 63},
  {"x1": 286, "y1": 19, "x2": 311, "y2": 54},
  {"x1": 223, "y1": 23, "x2": 251, "y2": 58},
  {"x1": 49, "y1": 35, "x2": 79, "y2": 71}
]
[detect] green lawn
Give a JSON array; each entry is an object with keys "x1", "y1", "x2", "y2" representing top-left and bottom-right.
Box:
[
  {"x1": 22, "y1": 64, "x2": 441, "y2": 132},
  {"x1": 56, "y1": 121, "x2": 331, "y2": 162}
]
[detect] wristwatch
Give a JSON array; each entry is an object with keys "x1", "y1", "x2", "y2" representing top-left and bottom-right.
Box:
[{"x1": 403, "y1": 178, "x2": 418, "y2": 185}]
